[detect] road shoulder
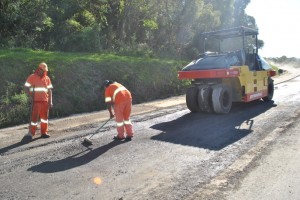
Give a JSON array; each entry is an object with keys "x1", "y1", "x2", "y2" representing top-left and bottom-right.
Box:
[{"x1": 225, "y1": 112, "x2": 300, "y2": 200}]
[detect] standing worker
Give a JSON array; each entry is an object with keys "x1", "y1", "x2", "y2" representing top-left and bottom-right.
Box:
[
  {"x1": 23, "y1": 62, "x2": 53, "y2": 140},
  {"x1": 103, "y1": 80, "x2": 134, "y2": 141}
]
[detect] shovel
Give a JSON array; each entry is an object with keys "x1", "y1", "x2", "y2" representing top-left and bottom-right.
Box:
[{"x1": 82, "y1": 118, "x2": 111, "y2": 145}]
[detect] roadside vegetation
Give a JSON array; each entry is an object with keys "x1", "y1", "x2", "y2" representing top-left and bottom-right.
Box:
[
  {"x1": 267, "y1": 56, "x2": 300, "y2": 69},
  {"x1": 0, "y1": 0, "x2": 254, "y2": 58}
]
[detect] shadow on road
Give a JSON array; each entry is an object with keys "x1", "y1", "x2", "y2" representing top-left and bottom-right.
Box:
[
  {"x1": 0, "y1": 136, "x2": 41, "y2": 155},
  {"x1": 28, "y1": 140, "x2": 125, "y2": 173},
  {"x1": 151, "y1": 100, "x2": 276, "y2": 150}
]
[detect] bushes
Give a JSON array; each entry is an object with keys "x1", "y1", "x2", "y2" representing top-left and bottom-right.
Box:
[{"x1": 0, "y1": 82, "x2": 29, "y2": 127}]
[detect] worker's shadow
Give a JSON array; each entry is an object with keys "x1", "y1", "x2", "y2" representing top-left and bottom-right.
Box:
[
  {"x1": 0, "y1": 137, "x2": 41, "y2": 155},
  {"x1": 28, "y1": 140, "x2": 124, "y2": 173},
  {"x1": 151, "y1": 100, "x2": 276, "y2": 151}
]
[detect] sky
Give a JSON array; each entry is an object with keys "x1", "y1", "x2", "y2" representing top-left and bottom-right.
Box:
[{"x1": 245, "y1": 0, "x2": 300, "y2": 58}]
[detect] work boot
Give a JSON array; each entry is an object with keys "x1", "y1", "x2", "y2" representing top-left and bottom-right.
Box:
[
  {"x1": 41, "y1": 133, "x2": 51, "y2": 138},
  {"x1": 113, "y1": 136, "x2": 124, "y2": 141},
  {"x1": 125, "y1": 136, "x2": 132, "y2": 141}
]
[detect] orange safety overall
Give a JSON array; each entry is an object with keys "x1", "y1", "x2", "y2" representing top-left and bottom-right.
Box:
[
  {"x1": 105, "y1": 82, "x2": 133, "y2": 138},
  {"x1": 24, "y1": 71, "x2": 53, "y2": 136}
]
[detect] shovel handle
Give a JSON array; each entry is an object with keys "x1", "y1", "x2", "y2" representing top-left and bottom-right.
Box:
[
  {"x1": 88, "y1": 118, "x2": 112, "y2": 139},
  {"x1": 95, "y1": 118, "x2": 111, "y2": 132}
]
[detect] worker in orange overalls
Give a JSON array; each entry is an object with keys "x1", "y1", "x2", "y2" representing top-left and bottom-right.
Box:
[
  {"x1": 23, "y1": 62, "x2": 53, "y2": 140},
  {"x1": 103, "y1": 80, "x2": 134, "y2": 141}
]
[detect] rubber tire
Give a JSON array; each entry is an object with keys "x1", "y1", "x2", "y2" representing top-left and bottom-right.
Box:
[
  {"x1": 186, "y1": 86, "x2": 199, "y2": 112},
  {"x1": 262, "y1": 78, "x2": 274, "y2": 101},
  {"x1": 197, "y1": 85, "x2": 213, "y2": 113},
  {"x1": 212, "y1": 84, "x2": 232, "y2": 114}
]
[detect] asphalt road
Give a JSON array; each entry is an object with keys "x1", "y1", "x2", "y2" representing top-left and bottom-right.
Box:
[{"x1": 0, "y1": 66, "x2": 300, "y2": 200}]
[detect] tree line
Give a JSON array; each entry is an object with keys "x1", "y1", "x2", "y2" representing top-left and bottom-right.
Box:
[{"x1": 0, "y1": 0, "x2": 256, "y2": 58}]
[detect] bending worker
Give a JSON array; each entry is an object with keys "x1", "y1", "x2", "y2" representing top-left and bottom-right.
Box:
[
  {"x1": 103, "y1": 80, "x2": 134, "y2": 141},
  {"x1": 24, "y1": 62, "x2": 53, "y2": 140}
]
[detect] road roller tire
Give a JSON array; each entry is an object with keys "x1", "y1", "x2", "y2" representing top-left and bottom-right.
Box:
[
  {"x1": 197, "y1": 85, "x2": 213, "y2": 113},
  {"x1": 186, "y1": 86, "x2": 199, "y2": 112},
  {"x1": 212, "y1": 84, "x2": 232, "y2": 114},
  {"x1": 262, "y1": 78, "x2": 274, "y2": 101}
]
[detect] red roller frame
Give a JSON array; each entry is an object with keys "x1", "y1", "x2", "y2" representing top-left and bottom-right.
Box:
[{"x1": 178, "y1": 69, "x2": 240, "y2": 80}]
